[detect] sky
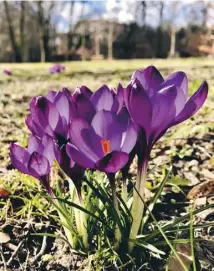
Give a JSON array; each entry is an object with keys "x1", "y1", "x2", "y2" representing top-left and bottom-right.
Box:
[{"x1": 56, "y1": 0, "x2": 211, "y2": 33}]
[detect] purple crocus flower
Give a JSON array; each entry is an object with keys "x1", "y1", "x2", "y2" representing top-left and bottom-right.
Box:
[
  {"x1": 26, "y1": 89, "x2": 72, "y2": 145},
  {"x1": 124, "y1": 65, "x2": 208, "y2": 252},
  {"x1": 125, "y1": 65, "x2": 208, "y2": 154},
  {"x1": 71, "y1": 84, "x2": 123, "y2": 123},
  {"x1": 3, "y1": 69, "x2": 12, "y2": 76},
  {"x1": 49, "y1": 64, "x2": 65, "y2": 74},
  {"x1": 10, "y1": 135, "x2": 57, "y2": 194},
  {"x1": 66, "y1": 109, "x2": 138, "y2": 174}
]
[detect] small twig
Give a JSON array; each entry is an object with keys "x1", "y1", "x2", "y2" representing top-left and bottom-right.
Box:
[
  {"x1": 6, "y1": 220, "x2": 32, "y2": 266},
  {"x1": 7, "y1": 240, "x2": 25, "y2": 265},
  {"x1": 23, "y1": 249, "x2": 30, "y2": 271},
  {"x1": 5, "y1": 242, "x2": 17, "y2": 251},
  {"x1": 0, "y1": 245, "x2": 7, "y2": 271},
  {"x1": 31, "y1": 235, "x2": 48, "y2": 265}
]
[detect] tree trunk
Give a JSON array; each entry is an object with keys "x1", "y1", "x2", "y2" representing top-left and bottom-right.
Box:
[
  {"x1": 169, "y1": 27, "x2": 176, "y2": 58},
  {"x1": 20, "y1": 1, "x2": 27, "y2": 62},
  {"x1": 37, "y1": 1, "x2": 50, "y2": 62},
  {"x1": 95, "y1": 22, "x2": 100, "y2": 56},
  {"x1": 108, "y1": 22, "x2": 114, "y2": 60},
  {"x1": 3, "y1": 1, "x2": 21, "y2": 62},
  {"x1": 66, "y1": 1, "x2": 75, "y2": 60},
  {"x1": 156, "y1": 1, "x2": 164, "y2": 58},
  {"x1": 141, "y1": 1, "x2": 147, "y2": 26}
]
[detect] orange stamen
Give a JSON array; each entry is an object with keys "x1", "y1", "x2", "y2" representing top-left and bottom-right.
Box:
[{"x1": 101, "y1": 139, "x2": 111, "y2": 155}]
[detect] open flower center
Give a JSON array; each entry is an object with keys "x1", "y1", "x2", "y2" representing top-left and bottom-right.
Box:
[{"x1": 101, "y1": 139, "x2": 111, "y2": 155}]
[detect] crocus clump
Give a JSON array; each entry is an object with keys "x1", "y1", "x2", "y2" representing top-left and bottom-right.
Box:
[
  {"x1": 49, "y1": 64, "x2": 65, "y2": 74},
  {"x1": 3, "y1": 69, "x2": 12, "y2": 76},
  {"x1": 10, "y1": 65, "x2": 208, "y2": 253}
]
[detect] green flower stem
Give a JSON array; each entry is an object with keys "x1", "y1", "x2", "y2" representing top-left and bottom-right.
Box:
[
  {"x1": 51, "y1": 195, "x2": 76, "y2": 248},
  {"x1": 57, "y1": 209, "x2": 76, "y2": 248},
  {"x1": 110, "y1": 179, "x2": 122, "y2": 249},
  {"x1": 78, "y1": 195, "x2": 89, "y2": 250},
  {"x1": 121, "y1": 178, "x2": 128, "y2": 204},
  {"x1": 128, "y1": 159, "x2": 148, "y2": 253},
  {"x1": 69, "y1": 180, "x2": 88, "y2": 249}
]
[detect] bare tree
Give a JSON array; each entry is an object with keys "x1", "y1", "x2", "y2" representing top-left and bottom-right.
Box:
[
  {"x1": 141, "y1": 1, "x2": 147, "y2": 26},
  {"x1": 156, "y1": 1, "x2": 164, "y2": 58},
  {"x1": 107, "y1": 21, "x2": 114, "y2": 60},
  {"x1": 37, "y1": 1, "x2": 56, "y2": 62},
  {"x1": 3, "y1": 1, "x2": 21, "y2": 62},
  {"x1": 168, "y1": 1, "x2": 181, "y2": 58},
  {"x1": 20, "y1": 1, "x2": 27, "y2": 61}
]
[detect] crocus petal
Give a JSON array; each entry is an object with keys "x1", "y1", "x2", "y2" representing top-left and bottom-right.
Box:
[
  {"x1": 150, "y1": 85, "x2": 186, "y2": 142},
  {"x1": 69, "y1": 118, "x2": 103, "y2": 161},
  {"x1": 72, "y1": 93, "x2": 96, "y2": 123},
  {"x1": 46, "y1": 90, "x2": 57, "y2": 102},
  {"x1": 120, "y1": 120, "x2": 138, "y2": 153},
  {"x1": 28, "y1": 152, "x2": 50, "y2": 179},
  {"x1": 10, "y1": 143, "x2": 30, "y2": 175},
  {"x1": 66, "y1": 143, "x2": 95, "y2": 168},
  {"x1": 57, "y1": 145, "x2": 84, "y2": 180},
  {"x1": 25, "y1": 115, "x2": 45, "y2": 138},
  {"x1": 91, "y1": 110, "x2": 125, "y2": 151},
  {"x1": 95, "y1": 151, "x2": 129, "y2": 173},
  {"x1": 73, "y1": 86, "x2": 92, "y2": 100},
  {"x1": 116, "y1": 83, "x2": 124, "y2": 113},
  {"x1": 30, "y1": 97, "x2": 63, "y2": 138},
  {"x1": 173, "y1": 81, "x2": 208, "y2": 126},
  {"x1": 27, "y1": 135, "x2": 44, "y2": 154},
  {"x1": 124, "y1": 79, "x2": 152, "y2": 138},
  {"x1": 131, "y1": 66, "x2": 164, "y2": 97},
  {"x1": 91, "y1": 85, "x2": 117, "y2": 111},
  {"x1": 54, "y1": 91, "x2": 71, "y2": 125},
  {"x1": 160, "y1": 71, "x2": 188, "y2": 99},
  {"x1": 42, "y1": 135, "x2": 58, "y2": 164}
]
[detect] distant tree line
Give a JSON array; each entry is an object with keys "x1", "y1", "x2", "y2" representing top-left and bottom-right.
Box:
[{"x1": 0, "y1": 1, "x2": 213, "y2": 62}]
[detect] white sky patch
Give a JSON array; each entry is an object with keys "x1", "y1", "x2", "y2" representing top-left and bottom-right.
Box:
[
  {"x1": 104, "y1": 0, "x2": 134, "y2": 24},
  {"x1": 57, "y1": 2, "x2": 93, "y2": 33}
]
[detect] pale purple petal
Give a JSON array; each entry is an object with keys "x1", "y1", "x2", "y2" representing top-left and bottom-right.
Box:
[
  {"x1": 124, "y1": 79, "x2": 152, "y2": 138},
  {"x1": 66, "y1": 143, "x2": 95, "y2": 168},
  {"x1": 28, "y1": 152, "x2": 50, "y2": 179},
  {"x1": 53, "y1": 91, "x2": 71, "y2": 125},
  {"x1": 10, "y1": 143, "x2": 30, "y2": 175},
  {"x1": 27, "y1": 135, "x2": 44, "y2": 154},
  {"x1": 131, "y1": 66, "x2": 164, "y2": 97},
  {"x1": 150, "y1": 85, "x2": 186, "y2": 142},
  {"x1": 46, "y1": 90, "x2": 57, "y2": 102},
  {"x1": 42, "y1": 135, "x2": 58, "y2": 164},
  {"x1": 91, "y1": 85, "x2": 117, "y2": 111},
  {"x1": 91, "y1": 110, "x2": 124, "y2": 151},
  {"x1": 173, "y1": 81, "x2": 208, "y2": 126},
  {"x1": 116, "y1": 83, "x2": 124, "y2": 113},
  {"x1": 69, "y1": 118, "x2": 103, "y2": 161},
  {"x1": 160, "y1": 71, "x2": 188, "y2": 99},
  {"x1": 120, "y1": 120, "x2": 138, "y2": 153},
  {"x1": 30, "y1": 97, "x2": 63, "y2": 138},
  {"x1": 25, "y1": 115, "x2": 45, "y2": 138}
]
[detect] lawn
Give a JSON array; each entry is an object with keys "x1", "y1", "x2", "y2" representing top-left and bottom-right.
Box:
[{"x1": 0, "y1": 59, "x2": 214, "y2": 270}]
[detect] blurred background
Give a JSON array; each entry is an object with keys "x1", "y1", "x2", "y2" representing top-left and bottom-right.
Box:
[{"x1": 1, "y1": 0, "x2": 214, "y2": 63}]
